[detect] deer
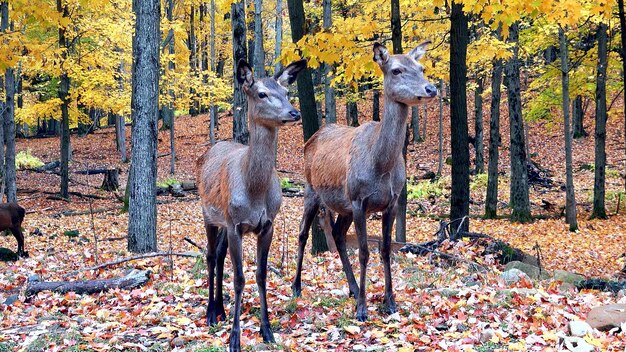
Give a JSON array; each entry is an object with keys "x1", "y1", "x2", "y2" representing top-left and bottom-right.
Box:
[
  {"x1": 0, "y1": 203, "x2": 27, "y2": 258},
  {"x1": 291, "y1": 41, "x2": 437, "y2": 321},
  {"x1": 196, "y1": 59, "x2": 306, "y2": 352}
]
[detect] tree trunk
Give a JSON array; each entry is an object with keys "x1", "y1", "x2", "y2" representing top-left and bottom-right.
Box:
[
  {"x1": 474, "y1": 76, "x2": 484, "y2": 174},
  {"x1": 572, "y1": 95, "x2": 586, "y2": 138},
  {"x1": 287, "y1": 0, "x2": 327, "y2": 253},
  {"x1": 346, "y1": 101, "x2": 359, "y2": 127},
  {"x1": 274, "y1": 0, "x2": 283, "y2": 74},
  {"x1": 0, "y1": 5, "x2": 5, "y2": 201},
  {"x1": 116, "y1": 115, "x2": 127, "y2": 162},
  {"x1": 232, "y1": 0, "x2": 249, "y2": 144},
  {"x1": 57, "y1": 0, "x2": 70, "y2": 200},
  {"x1": 485, "y1": 58, "x2": 503, "y2": 219},
  {"x1": 437, "y1": 80, "x2": 444, "y2": 176},
  {"x1": 449, "y1": 2, "x2": 470, "y2": 235},
  {"x1": 504, "y1": 22, "x2": 531, "y2": 223},
  {"x1": 25, "y1": 270, "x2": 150, "y2": 296},
  {"x1": 253, "y1": 0, "x2": 265, "y2": 75},
  {"x1": 372, "y1": 90, "x2": 380, "y2": 122},
  {"x1": 591, "y1": 23, "x2": 608, "y2": 219},
  {"x1": 560, "y1": 27, "x2": 578, "y2": 231},
  {"x1": 322, "y1": 0, "x2": 336, "y2": 124},
  {"x1": 411, "y1": 106, "x2": 419, "y2": 143},
  {"x1": 2, "y1": 2, "x2": 15, "y2": 203},
  {"x1": 619, "y1": 0, "x2": 626, "y2": 194},
  {"x1": 188, "y1": 5, "x2": 199, "y2": 117},
  {"x1": 166, "y1": 0, "x2": 176, "y2": 175},
  {"x1": 128, "y1": 0, "x2": 160, "y2": 253},
  {"x1": 209, "y1": 0, "x2": 217, "y2": 145}
]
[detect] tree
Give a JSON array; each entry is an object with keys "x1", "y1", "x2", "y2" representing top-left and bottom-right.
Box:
[
  {"x1": 253, "y1": 0, "x2": 264, "y2": 75},
  {"x1": 322, "y1": 0, "x2": 336, "y2": 124},
  {"x1": 287, "y1": 0, "x2": 327, "y2": 254},
  {"x1": 591, "y1": 23, "x2": 608, "y2": 219},
  {"x1": 449, "y1": 1, "x2": 470, "y2": 235},
  {"x1": 127, "y1": 0, "x2": 160, "y2": 253},
  {"x1": 504, "y1": 22, "x2": 531, "y2": 223},
  {"x1": 165, "y1": 0, "x2": 176, "y2": 175},
  {"x1": 572, "y1": 95, "x2": 586, "y2": 138},
  {"x1": 619, "y1": 0, "x2": 626, "y2": 193},
  {"x1": 209, "y1": 0, "x2": 217, "y2": 145},
  {"x1": 232, "y1": 0, "x2": 248, "y2": 144},
  {"x1": 485, "y1": 58, "x2": 503, "y2": 219},
  {"x1": 474, "y1": 76, "x2": 484, "y2": 174},
  {"x1": 411, "y1": 106, "x2": 419, "y2": 143},
  {"x1": 559, "y1": 27, "x2": 578, "y2": 231},
  {"x1": 1, "y1": 1, "x2": 15, "y2": 202},
  {"x1": 274, "y1": 0, "x2": 283, "y2": 74},
  {"x1": 57, "y1": 0, "x2": 71, "y2": 200}
]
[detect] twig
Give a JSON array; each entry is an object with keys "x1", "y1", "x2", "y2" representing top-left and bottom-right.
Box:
[
  {"x1": 86, "y1": 164, "x2": 99, "y2": 265},
  {"x1": 69, "y1": 252, "x2": 202, "y2": 275},
  {"x1": 168, "y1": 207, "x2": 174, "y2": 282},
  {"x1": 533, "y1": 241, "x2": 543, "y2": 276},
  {"x1": 184, "y1": 237, "x2": 205, "y2": 253},
  {"x1": 101, "y1": 236, "x2": 127, "y2": 242},
  {"x1": 268, "y1": 265, "x2": 283, "y2": 277}
]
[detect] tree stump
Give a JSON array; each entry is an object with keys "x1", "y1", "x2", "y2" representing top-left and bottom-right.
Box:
[{"x1": 101, "y1": 169, "x2": 119, "y2": 191}]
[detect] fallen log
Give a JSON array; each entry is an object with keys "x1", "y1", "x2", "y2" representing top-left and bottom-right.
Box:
[{"x1": 25, "y1": 269, "x2": 150, "y2": 296}]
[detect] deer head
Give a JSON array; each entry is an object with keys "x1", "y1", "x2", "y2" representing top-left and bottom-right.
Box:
[
  {"x1": 373, "y1": 41, "x2": 437, "y2": 105},
  {"x1": 237, "y1": 59, "x2": 307, "y2": 127}
]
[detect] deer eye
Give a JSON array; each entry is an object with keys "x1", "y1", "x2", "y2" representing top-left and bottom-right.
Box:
[
  {"x1": 258, "y1": 92, "x2": 268, "y2": 99},
  {"x1": 392, "y1": 69, "x2": 402, "y2": 75}
]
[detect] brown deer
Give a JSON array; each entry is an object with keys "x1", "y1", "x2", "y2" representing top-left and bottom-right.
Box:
[
  {"x1": 0, "y1": 203, "x2": 26, "y2": 258},
  {"x1": 196, "y1": 59, "x2": 306, "y2": 351},
  {"x1": 292, "y1": 42, "x2": 437, "y2": 321}
]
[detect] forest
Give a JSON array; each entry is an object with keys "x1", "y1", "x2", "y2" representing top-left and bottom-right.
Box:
[{"x1": 0, "y1": 0, "x2": 625, "y2": 351}]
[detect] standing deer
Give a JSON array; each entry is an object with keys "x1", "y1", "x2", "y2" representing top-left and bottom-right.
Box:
[
  {"x1": 292, "y1": 42, "x2": 437, "y2": 321},
  {"x1": 196, "y1": 59, "x2": 306, "y2": 351}
]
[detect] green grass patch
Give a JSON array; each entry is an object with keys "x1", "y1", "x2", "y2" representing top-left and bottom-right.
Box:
[
  {"x1": 0, "y1": 342, "x2": 16, "y2": 352},
  {"x1": 156, "y1": 177, "x2": 180, "y2": 188},
  {"x1": 191, "y1": 255, "x2": 207, "y2": 279},
  {"x1": 285, "y1": 298, "x2": 298, "y2": 314},
  {"x1": 407, "y1": 177, "x2": 449, "y2": 201},
  {"x1": 16, "y1": 150, "x2": 44, "y2": 170},
  {"x1": 280, "y1": 177, "x2": 301, "y2": 189},
  {"x1": 470, "y1": 173, "x2": 489, "y2": 191},
  {"x1": 194, "y1": 347, "x2": 226, "y2": 352}
]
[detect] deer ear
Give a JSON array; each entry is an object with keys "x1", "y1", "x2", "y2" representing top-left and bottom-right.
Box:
[
  {"x1": 409, "y1": 40, "x2": 431, "y2": 61},
  {"x1": 373, "y1": 42, "x2": 389, "y2": 66},
  {"x1": 274, "y1": 59, "x2": 307, "y2": 87},
  {"x1": 236, "y1": 59, "x2": 254, "y2": 89}
]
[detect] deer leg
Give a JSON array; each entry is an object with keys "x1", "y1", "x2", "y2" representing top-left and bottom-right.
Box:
[
  {"x1": 12, "y1": 227, "x2": 26, "y2": 258},
  {"x1": 331, "y1": 214, "x2": 359, "y2": 298},
  {"x1": 352, "y1": 198, "x2": 370, "y2": 322},
  {"x1": 204, "y1": 221, "x2": 220, "y2": 325},
  {"x1": 256, "y1": 221, "x2": 275, "y2": 343},
  {"x1": 381, "y1": 205, "x2": 397, "y2": 314},
  {"x1": 292, "y1": 187, "x2": 319, "y2": 297},
  {"x1": 227, "y1": 224, "x2": 244, "y2": 352},
  {"x1": 215, "y1": 228, "x2": 228, "y2": 321}
]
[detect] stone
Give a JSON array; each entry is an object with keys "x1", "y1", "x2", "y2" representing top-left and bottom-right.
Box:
[
  {"x1": 504, "y1": 261, "x2": 550, "y2": 280},
  {"x1": 554, "y1": 270, "x2": 585, "y2": 285},
  {"x1": 253, "y1": 343, "x2": 271, "y2": 351},
  {"x1": 3, "y1": 294, "x2": 19, "y2": 306},
  {"x1": 568, "y1": 320, "x2": 592, "y2": 337},
  {"x1": 0, "y1": 247, "x2": 17, "y2": 262},
  {"x1": 170, "y1": 337, "x2": 185, "y2": 348},
  {"x1": 500, "y1": 268, "x2": 528, "y2": 285},
  {"x1": 479, "y1": 328, "x2": 495, "y2": 343},
  {"x1": 559, "y1": 282, "x2": 577, "y2": 294},
  {"x1": 28, "y1": 274, "x2": 41, "y2": 283},
  {"x1": 586, "y1": 304, "x2": 626, "y2": 331}
]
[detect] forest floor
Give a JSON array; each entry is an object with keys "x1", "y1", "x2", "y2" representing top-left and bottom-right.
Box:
[{"x1": 0, "y1": 97, "x2": 625, "y2": 351}]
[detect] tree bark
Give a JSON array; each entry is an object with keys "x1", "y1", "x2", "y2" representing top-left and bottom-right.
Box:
[
  {"x1": 287, "y1": 0, "x2": 327, "y2": 253},
  {"x1": 128, "y1": 0, "x2": 160, "y2": 253},
  {"x1": 166, "y1": 0, "x2": 176, "y2": 175},
  {"x1": 449, "y1": 2, "x2": 470, "y2": 235},
  {"x1": 209, "y1": 0, "x2": 217, "y2": 145},
  {"x1": 474, "y1": 76, "x2": 484, "y2": 174},
  {"x1": 560, "y1": 27, "x2": 578, "y2": 231},
  {"x1": 485, "y1": 59, "x2": 503, "y2": 219},
  {"x1": 437, "y1": 80, "x2": 444, "y2": 176},
  {"x1": 57, "y1": 0, "x2": 70, "y2": 200},
  {"x1": 504, "y1": 22, "x2": 531, "y2": 223},
  {"x1": 572, "y1": 95, "x2": 586, "y2": 138},
  {"x1": 372, "y1": 90, "x2": 380, "y2": 122},
  {"x1": 274, "y1": 0, "x2": 283, "y2": 74},
  {"x1": 25, "y1": 270, "x2": 150, "y2": 296},
  {"x1": 232, "y1": 0, "x2": 249, "y2": 144},
  {"x1": 322, "y1": 0, "x2": 336, "y2": 124},
  {"x1": 188, "y1": 5, "x2": 199, "y2": 117},
  {"x1": 411, "y1": 106, "x2": 419, "y2": 143},
  {"x1": 253, "y1": 0, "x2": 265, "y2": 75},
  {"x1": 619, "y1": 0, "x2": 626, "y2": 194},
  {"x1": 591, "y1": 23, "x2": 608, "y2": 219},
  {"x1": 346, "y1": 101, "x2": 358, "y2": 127},
  {"x1": 1, "y1": 1, "x2": 15, "y2": 203}
]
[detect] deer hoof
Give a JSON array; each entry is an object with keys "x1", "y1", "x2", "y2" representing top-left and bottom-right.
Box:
[
  {"x1": 384, "y1": 296, "x2": 397, "y2": 314},
  {"x1": 228, "y1": 334, "x2": 241, "y2": 352},
  {"x1": 356, "y1": 307, "x2": 368, "y2": 322},
  {"x1": 260, "y1": 326, "x2": 275, "y2": 343},
  {"x1": 291, "y1": 285, "x2": 302, "y2": 298}
]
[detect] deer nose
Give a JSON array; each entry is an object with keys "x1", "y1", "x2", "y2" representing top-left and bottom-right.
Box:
[
  {"x1": 289, "y1": 110, "x2": 301, "y2": 120},
  {"x1": 425, "y1": 84, "x2": 437, "y2": 97}
]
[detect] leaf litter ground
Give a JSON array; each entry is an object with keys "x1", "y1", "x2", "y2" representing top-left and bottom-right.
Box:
[{"x1": 1, "y1": 99, "x2": 625, "y2": 351}]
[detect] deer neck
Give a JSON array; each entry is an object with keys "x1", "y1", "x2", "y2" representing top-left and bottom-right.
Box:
[
  {"x1": 373, "y1": 94, "x2": 409, "y2": 172},
  {"x1": 243, "y1": 118, "x2": 277, "y2": 194}
]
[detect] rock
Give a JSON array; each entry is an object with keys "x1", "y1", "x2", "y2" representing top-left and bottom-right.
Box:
[
  {"x1": 554, "y1": 270, "x2": 585, "y2": 285},
  {"x1": 504, "y1": 261, "x2": 550, "y2": 280},
  {"x1": 568, "y1": 320, "x2": 592, "y2": 337},
  {"x1": 586, "y1": 304, "x2": 626, "y2": 331},
  {"x1": 253, "y1": 343, "x2": 271, "y2": 351},
  {"x1": 28, "y1": 274, "x2": 41, "y2": 283},
  {"x1": 559, "y1": 282, "x2": 577, "y2": 294},
  {"x1": 170, "y1": 183, "x2": 185, "y2": 197},
  {"x1": 421, "y1": 171, "x2": 436, "y2": 180},
  {"x1": 180, "y1": 180, "x2": 196, "y2": 191},
  {"x1": 562, "y1": 336, "x2": 594, "y2": 352},
  {"x1": 4, "y1": 294, "x2": 19, "y2": 305},
  {"x1": 170, "y1": 337, "x2": 185, "y2": 348},
  {"x1": 500, "y1": 268, "x2": 528, "y2": 285},
  {"x1": 479, "y1": 328, "x2": 495, "y2": 343},
  {"x1": 0, "y1": 247, "x2": 17, "y2": 261},
  {"x1": 438, "y1": 288, "x2": 460, "y2": 297}
]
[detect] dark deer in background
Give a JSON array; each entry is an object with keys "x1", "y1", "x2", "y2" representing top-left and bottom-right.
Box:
[
  {"x1": 196, "y1": 59, "x2": 306, "y2": 351},
  {"x1": 292, "y1": 42, "x2": 437, "y2": 321},
  {"x1": 0, "y1": 203, "x2": 26, "y2": 258}
]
